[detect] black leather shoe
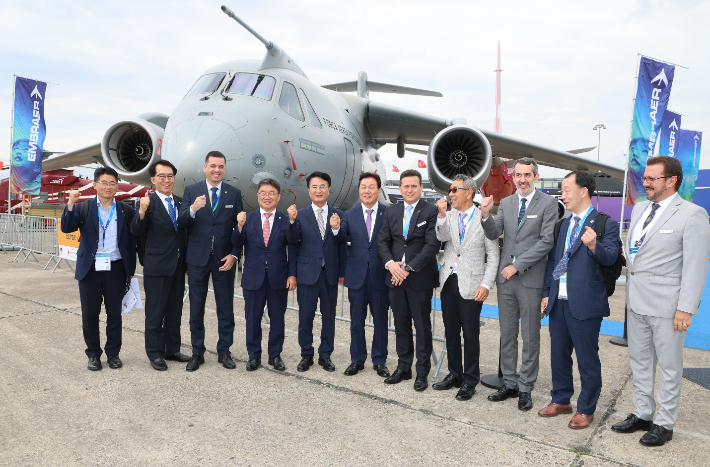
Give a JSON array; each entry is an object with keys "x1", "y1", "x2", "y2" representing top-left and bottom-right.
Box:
[
  {"x1": 107, "y1": 355, "x2": 122, "y2": 369},
  {"x1": 218, "y1": 353, "x2": 236, "y2": 369},
  {"x1": 518, "y1": 392, "x2": 533, "y2": 411},
  {"x1": 87, "y1": 356, "x2": 102, "y2": 371},
  {"x1": 318, "y1": 358, "x2": 336, "y2": 372},
  {"x1": 456, "y1": 383, "x2": 476, "y2": 401},
  {"x1": 640, "y1": 424, "x2": 673, "y2": 447},
  {"x1": 186, "y1": 354, "x2": 205, "y2": 372},
  {"x1": 373, "y1": 364, "x2": 390, "y2": 378},
  {"x1": 384, "y1": 368, "x2": 412, "y2": 384},
  {"x1": 268, "y1": 355, "x2": 285, "y2": 371},
  {"x1": 432, "y1": 373, "x2": 462, "y2": 391},
  {"x1": 488, "y1": 386, "x2": 519, "y2": 402},
  {"x1": 343, "y1": 363, "x2": 364, "y2": 376},
  {"x1": 297, "y1": 355, "x2": 314, "y2": 372},
  {"x1": 413, "y1": 374, "x2": 428, "y2": 392},
  {"x1": 150, "y1": 358, "x2": 168, "y2": 371},
  {"x1": 165, "y1": 352, "x2": 191, "y2": 363},
  {"x1": 246, "y1": 358, "x2": 261, "y2": 371},
  {"x1": 611, "y1": 414, "x2": 653, "y2": 433}
]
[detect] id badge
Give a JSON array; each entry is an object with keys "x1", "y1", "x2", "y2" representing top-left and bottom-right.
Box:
[
  {"x1": 558, "y1": 275, "x2": 568, "y2": 300},
  {"x1": 95, "y1": 252, "x2": 111, "y2": 271}
]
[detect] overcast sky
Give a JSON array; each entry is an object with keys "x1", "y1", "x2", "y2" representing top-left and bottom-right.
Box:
[{"x1": 1, "y1": 0, "x2": 708, "y2": 181}]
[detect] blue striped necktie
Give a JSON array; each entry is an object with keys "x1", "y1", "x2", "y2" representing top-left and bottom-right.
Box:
[
  {"x1": 552, "y1": 216, "x2": 581, "y2": 280},
  {"x1": 517, "y1": 198, "x2": 527, "y2": 227},
  {"x1": 166, "y1": 197, "x2": 177, "y2": 231}
]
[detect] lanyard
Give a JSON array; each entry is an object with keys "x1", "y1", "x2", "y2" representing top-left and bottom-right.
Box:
[
  {"x1": 565, "y1": 206, "x2": 592, "y2": 251},
  {"x1": 459, "y1": 209, "x2": 475, "y2": 243},
  {"x1": 97, "y1": 203, "x2": 116, "y2": 248},
  {"x1": 210, "y1": 191, "x2": 220, "y2": 213}
]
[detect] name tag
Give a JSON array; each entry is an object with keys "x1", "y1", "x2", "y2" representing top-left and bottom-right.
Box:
[
  {"x1": 95, "y1": 252, "x2": 111, "y2": 271},
  {"x1": 417, "y1": 221, "x2": 426, "y2": 227},
  {"x1": 660, "y1": 229, "x2": 673, "y2": 234},
  {"x1": 527, "y1": 215, "x2": 538, "y2": 219},
  {"x1": 558, "y1": 274, "x2": 568, "y2": 299},
  {"x1": 225, "y1": 205, "x2": 234, "y2": 208}
]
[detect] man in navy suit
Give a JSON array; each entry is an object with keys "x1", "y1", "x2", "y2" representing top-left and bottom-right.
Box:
[
  {"x1": 540, "y1": 170, "x2": 619, "y2": 429},
  {"x1": 286, "y1": 171, "x2": 346, "y2": 373},
  {"x1": 177, "y1": 151, "x2": 243, "y2": 372},
  {"x1": 232, "y1": 178, "x2": 297, "y2": 372},
  {"x1": 61, "y1": 167, "x2": 136, "y2": 371},
  {"x1": 130, "y1": 160, "x2": 190, "y2": 371},
  {"x1": 331, "y1": 172, "x2": 390, "y2": 378}
]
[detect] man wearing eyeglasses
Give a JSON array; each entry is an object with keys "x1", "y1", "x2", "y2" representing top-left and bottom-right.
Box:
[
  {"x1": 232, "y1": 178, "x2": 297, "y2": 372},
  {"x1": 130, "y1": 160, "x2": 190, "y2": 371},
  {"x1": 61, "y1": 167, "x2": 137, "y2": 371},
  {"x1": 611, "y1": 156, "x2": 709, "y2": 446},
  {"x1": 177, "y1": 151, "x2": 243, "y2": 372},
  {"x1": 480, "y1": 157, "x2": 558, "y2": 411},
  {"x1": 287, "y1": 171, "x2": 346, "y2": 373}
]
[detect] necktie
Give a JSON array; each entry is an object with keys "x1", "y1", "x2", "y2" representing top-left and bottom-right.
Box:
[
  {"x1": 165, "y1": 197, "x2": 177, "y2": 231},
  {"x1": 459, "y1": 212, "x2": 468, "y2": 241},
  {"x1": 636, "y1": 203, "x2": 661, "y2": 246},
  {"x1": 210, "y1": 187, "x2": 218, "y2": 213},
  {"x1": 404, "y1": 205, "x2": 413, "y2": 238},
  {"x1": 262, "y1": 212, "x2": 272, "y2": 246},
  {"x1": 518, "y1": 198, "x2": 527, "y2": 227},
  {"x1": 365, "y1": 209, "x2": 373, "y2": 241},
  {"x1": 316, "y1": 208, "x2": 326, "y2": 267},
  {"x1": 552, "y1": 216, "x2": 581, "y2": 280}
]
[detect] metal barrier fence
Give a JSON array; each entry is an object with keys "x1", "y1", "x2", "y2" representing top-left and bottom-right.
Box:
[{"x1": 0, "y1": 213, "x2": 74, "y2": 272}]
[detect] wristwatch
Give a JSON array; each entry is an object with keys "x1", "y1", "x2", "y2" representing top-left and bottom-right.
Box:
[{"x1": 404, "y1": 264, "x2": 415, "y2": 273}]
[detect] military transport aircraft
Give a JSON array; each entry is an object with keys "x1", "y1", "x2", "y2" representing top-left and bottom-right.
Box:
[{"x1": 42, "y1": 5, "x2": 624, "y2": 212}]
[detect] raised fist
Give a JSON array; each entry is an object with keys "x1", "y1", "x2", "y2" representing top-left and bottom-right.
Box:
[
  {"x1": 237, "y1": 211, "x2": 247, "y2": 228},
  {"x1": 330, "y1": 213, "x2": 340, "y2": 230},
  {"x1": 192, "y1": 194, "x2": 207, "y2": 212},
  {"x1": 139, "y1": 192, "x2": 150, "y2": 215},
  {"x1": 287, "y1": 204, "x2": 298, "y2": 222},
  {"x1": 436, "y1": 197, "x2": 447, "y2": 218},
  {"x1": 480, "y1": 195, "x2": 494, "y2": 218},
  {"x1": 67, "y1": 190, "x2": 80, "y2": 208}
]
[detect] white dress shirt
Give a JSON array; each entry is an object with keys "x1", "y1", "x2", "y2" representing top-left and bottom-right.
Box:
[
  {"x1": 311, "y1": 203, "x2": 329, "y2": 231},
  {"x1": 190, "y1": 181, "x2": 222, "y2": 217},
  {"x1": 384, "y1": 199, "x2": 419, "y2": 269},
  {"x1": 159, "y1": 192, "x2": 177, "y2": 226},
  {"x1": 628, "y1": 194, "x2": 675, "y2": 265},
  {"x1": 260, "y1": 207, "x2": 276, "y2": 235}
]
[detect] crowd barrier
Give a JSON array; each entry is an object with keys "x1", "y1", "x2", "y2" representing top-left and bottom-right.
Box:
[{"x1": 0, "y1": 213, "x2": 74, "y2": 272}]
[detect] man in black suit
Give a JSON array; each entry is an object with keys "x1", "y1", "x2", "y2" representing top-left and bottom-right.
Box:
[
  {"x1": 177, "y1": 151, "x2": 243, "y2": 371},
  {"x1": 130, "y1": 160, "x2": 191, "y2": 371},
  {"x1": 377, "y1": 169, "x2": 440, "y2": 391}
]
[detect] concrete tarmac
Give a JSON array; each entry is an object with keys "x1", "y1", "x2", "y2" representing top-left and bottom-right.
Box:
[{"x1": 1, "y1": 253, "x2": 709, "y2": 466}]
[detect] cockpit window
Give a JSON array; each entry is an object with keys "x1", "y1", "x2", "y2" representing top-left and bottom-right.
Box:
[
  {"x1": 301, "y1": 90, "x2": 322, "y2": 128},
  {"x1": 278, "y1": 82, "x2": 305, "y2": 122},
  {"x1": 226, "y1": 73, "x2": 276, "y2": 101},
  {"x1": 184, "y1": 73, "x2": 227, "y2": 98}
]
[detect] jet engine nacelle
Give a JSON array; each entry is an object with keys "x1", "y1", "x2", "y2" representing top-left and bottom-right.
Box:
[
  {"x1": 426, "y1": 125, "x2": 493, "y2": 195},
  {"x1": 101, "y1": 112, "x2": 169, "y2": 185}
]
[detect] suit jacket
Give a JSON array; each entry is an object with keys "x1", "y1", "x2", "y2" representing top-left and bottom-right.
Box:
[
  {"x1": 287, "y1": 205, "x2": 347, "y2": 287},
  {"x1": 232, "y1": 210, "x2": 297, "y2": 291},
  {"x1": 130, "y1": 192, "x2": 187, "y2": 277},
  {"x1": 436, "y1": 207, "x2": 500, "y2": 299},
  {"x1": 177, "y1": 181, "x2": 243, "y2": 267},
  {"x1": 625, "y1": 193, "x2": 710, "y2": 318},
  {"x1": 333, "y1": 203, "x2": 388, "y2": 291},
  {"x1": 377, "y1": 199, "x2": 440, "y2": 290},
  {"x1": 482, "y1": 189, "x2": 558, "y2": 288},
  {"x1": 542, "y1": 209, "x2": 619, "y2": 320},
  {"x1": 60, "y1": 198, "x2": 137, "y2": 282}
]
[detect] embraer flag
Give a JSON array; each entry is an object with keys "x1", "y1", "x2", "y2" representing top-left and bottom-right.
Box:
[
  {"x1": 418, "y1": 160, "x2": 426, "y2": 168},
  {"x1": 11, "y1": 77, "x2": 46, "y2": 195},
  {"x1": 625, "y1": 57, "x2": 675, "y2": 205},
  {"x1": 676, "y1": 130, "x2": 702, "y2": 202},
  {"x1": 659, "y1": 110, "x2": 682, "y2": 158}
]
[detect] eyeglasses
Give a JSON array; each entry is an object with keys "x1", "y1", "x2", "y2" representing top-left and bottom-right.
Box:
[
  {"x1": 257, "y1": 192, "x2": 279, "y2": 198},
  {"x1": 641, "y1": 176, "x2": 669, "y2": 183},
  {"x1": 97, "y1": 181, "x2": 117, "y2": 187},
  {"x1": 448, "y1": 187, "x2": 471, "y2": 194},
  {"x1": 155, "y1": 174, "x2": 175, "y2": 180},
  {"x1": 309, "y1": 185, "x2": 328, "y2": 191}
]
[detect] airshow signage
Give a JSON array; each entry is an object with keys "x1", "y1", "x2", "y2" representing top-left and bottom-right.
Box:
[
  {"x1": 11, "y1": 77, "x2": 47, "y2": 195},
  {"x1": 658, "y1": 110, "x2": 682, "y2": 158},
  {"x1": 676, "y1": 130, "x2": 703, "y2": 202}
]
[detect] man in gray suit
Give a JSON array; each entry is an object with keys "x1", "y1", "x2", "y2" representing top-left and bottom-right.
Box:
[
  {"x1": 480, "y1": 157, "x2": 558, "y2": 411},
  {"x1": 432, "y1": 175, "x2": 499, "y2": 401},
  {"x1": 612, "y1": 156, "x2": 710, "y2": 446}
]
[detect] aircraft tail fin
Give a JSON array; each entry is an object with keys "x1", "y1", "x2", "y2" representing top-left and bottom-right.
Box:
[{"x1": 322, "y1": 71, "x2": 442, "y2": 99}]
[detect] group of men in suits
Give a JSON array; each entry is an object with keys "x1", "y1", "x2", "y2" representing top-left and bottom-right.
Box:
[{"x1": 63, "y1": 154, "x2": 708, "y2": 447}]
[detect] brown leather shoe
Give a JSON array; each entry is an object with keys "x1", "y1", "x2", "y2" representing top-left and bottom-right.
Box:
[
  {"x1": 538, "y1": 403, "x2": 574, "y2": 417},
  {"x1": 568, "y1": 412, "x2": 594, "y2": 429}
]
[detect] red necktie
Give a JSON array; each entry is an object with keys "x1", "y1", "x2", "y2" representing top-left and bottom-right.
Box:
[{"x1": 263, "y1": 212, "x2": 272, "y2": 246}]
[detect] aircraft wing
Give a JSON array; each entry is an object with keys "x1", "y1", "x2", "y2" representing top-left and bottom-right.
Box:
[
  {"x1": 42, "y1": 143, "x2": 103, "y2": 171},
  {"x1": 366, "y1": 101, "x2": 624, "y2": 179}
]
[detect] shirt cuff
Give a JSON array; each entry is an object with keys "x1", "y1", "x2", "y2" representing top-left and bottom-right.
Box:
[
  {"x1": 290, "y1": 220, "x2": 294, "y2": 224},
  {"x1": 436, "y1": 217, "x2": 446, "y2": 226},
  {"x1": 384, "y1": 260, "x2": 393, "y2": 269},
  {"x1": 332, "y1": 228, "x2": 340, "y2": 235},
  {"x1": 481, "y1": 215, "x2": 489, "y2": 222},
  {"x1": 190, "y1": 207, "x2": 196, "y2": 218},
  {"x1": 230, "y1": 254, "x2": 238, "y2": 260},
  {"x1": 482, "y1": 284, "x2": 491, "y2": 291}
]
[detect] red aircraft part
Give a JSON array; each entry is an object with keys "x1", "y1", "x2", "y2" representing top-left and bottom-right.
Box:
[{"x1": 480, "y1": 163, "x2": 516, "y2": 206}]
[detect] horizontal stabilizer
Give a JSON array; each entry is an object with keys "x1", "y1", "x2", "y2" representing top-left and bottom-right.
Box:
[
  {"x1": 323, "y1": 81, "x2": 442, "y2": 97},
  {"x1": 566, "y1": 146, "x2": 596, "y2": 154}
]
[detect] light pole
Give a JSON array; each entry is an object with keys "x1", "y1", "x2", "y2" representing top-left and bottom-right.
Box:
[{"x1": 593, "y1": 124, "x2": 606, "y2": 162}]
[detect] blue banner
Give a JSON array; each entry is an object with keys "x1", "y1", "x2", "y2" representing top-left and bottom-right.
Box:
[
  {"x1": 658, "y1": 110, "x2": 682, "y2": 158},
  {"x1": 676, "y1": 130, "x2": 702, "y2": 202},
  {"x1": 11, "y1": 77, "x2": 47, "y2": 195},
  {"x1": 625, "y1": 57, "x2": 675, "y2": 205}
]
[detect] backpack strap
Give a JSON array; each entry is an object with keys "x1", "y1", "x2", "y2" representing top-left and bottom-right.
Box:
[
  {"x1": 593, "y1": 212, "x2": 610, "y2": 276},
  {"x1": 78, "y1": 199, "x2": 90, "y2": 229}
]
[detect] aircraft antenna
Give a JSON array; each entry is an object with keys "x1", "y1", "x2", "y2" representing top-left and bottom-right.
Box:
[{"x1": 221, "y1": 5, "x2": 273, "y2": 49}]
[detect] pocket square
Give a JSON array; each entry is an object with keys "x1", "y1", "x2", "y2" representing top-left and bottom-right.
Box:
[
  {"x1": 417, "y1": 221, "x2": 426, "y2": 227},
  {"x1": 225, "y1": 205, "x2": 234, "y2": 208}
]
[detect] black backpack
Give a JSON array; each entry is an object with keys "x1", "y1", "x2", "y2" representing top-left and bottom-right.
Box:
[{"x1": 553, "y1": 212, "x2": 626, "y2": 297}]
